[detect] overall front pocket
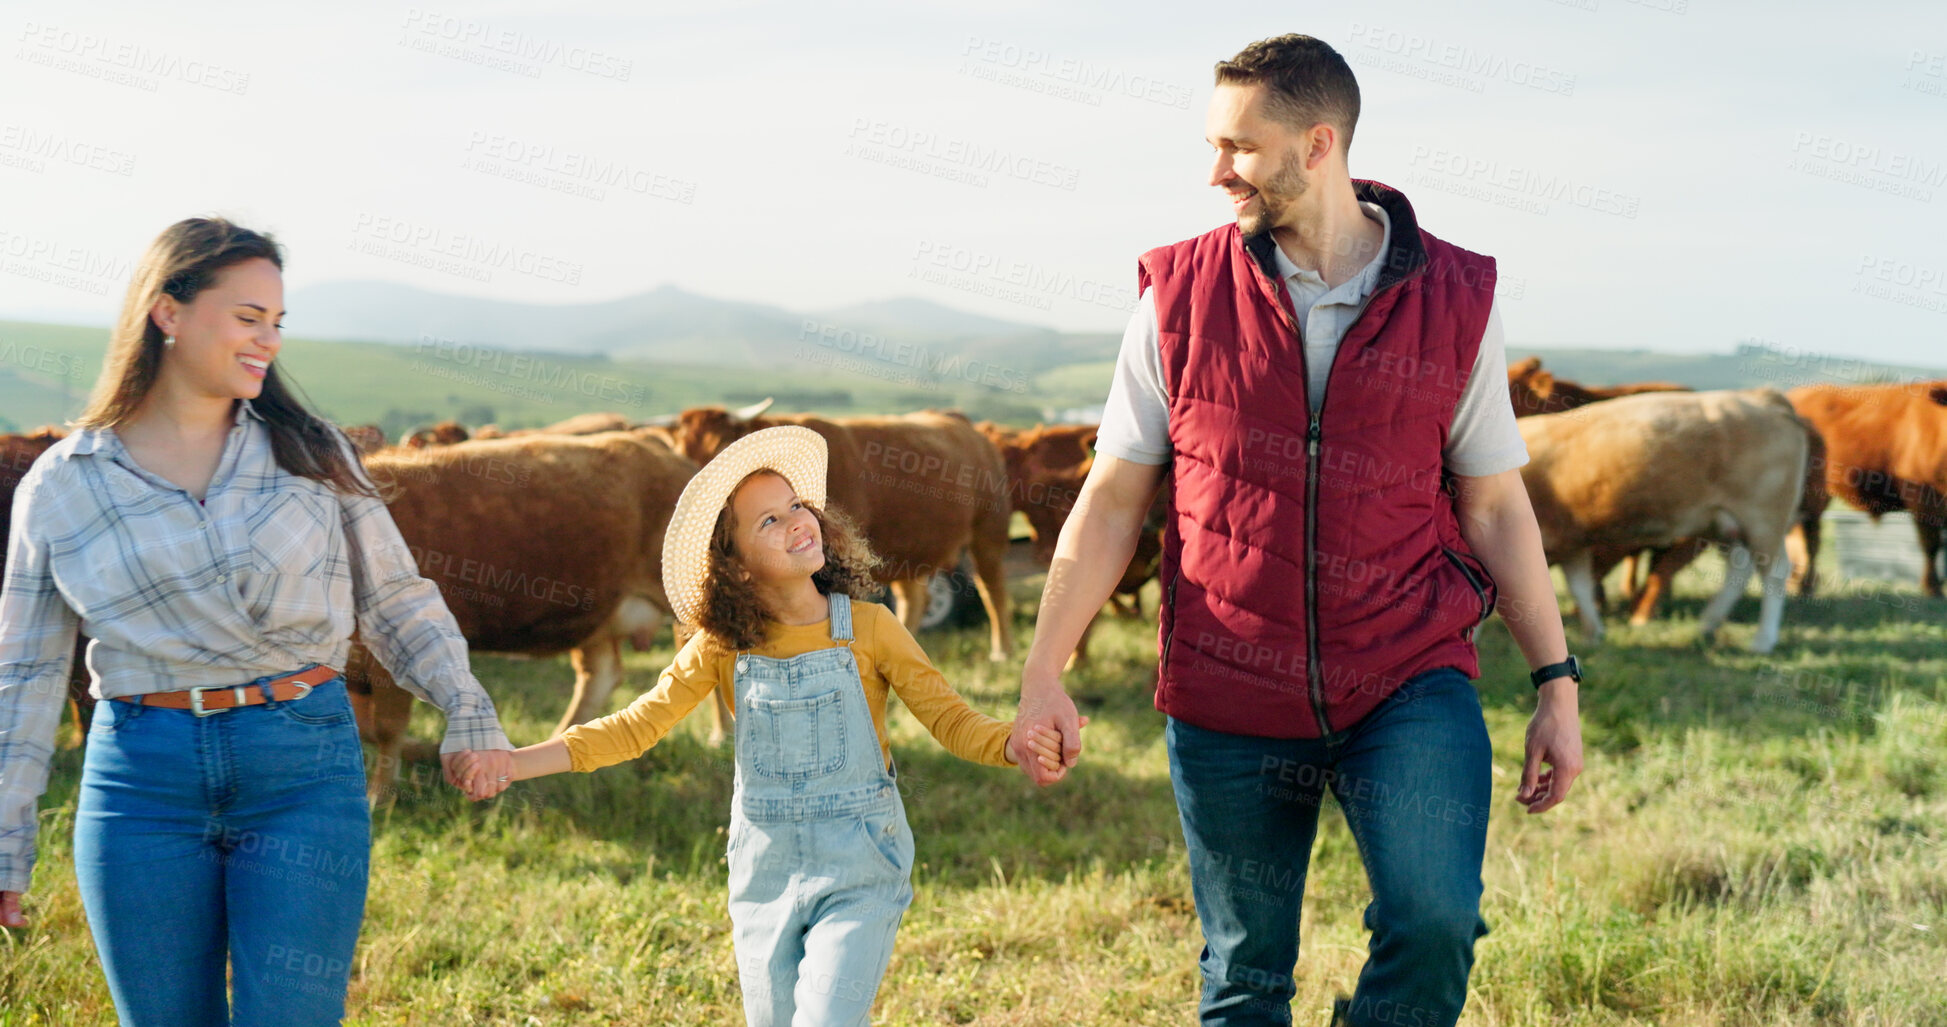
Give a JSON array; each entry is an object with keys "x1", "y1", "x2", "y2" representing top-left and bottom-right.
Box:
[
  {"x1": 854, "y1": 806, "x2": 913, "y2": 877},
  {"x1": 746, "y1": 690, "x2": 847, "y2": 781}
]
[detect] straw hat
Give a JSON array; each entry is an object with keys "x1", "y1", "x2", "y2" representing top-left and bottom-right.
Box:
[{"x1": 662, "y1": 425, "x2": 828, "y2": 626}]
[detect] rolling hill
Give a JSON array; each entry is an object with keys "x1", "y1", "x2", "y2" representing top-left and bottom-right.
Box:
[{"x1": 2, "y1": 286, "x2": 1938, "y2": 440}]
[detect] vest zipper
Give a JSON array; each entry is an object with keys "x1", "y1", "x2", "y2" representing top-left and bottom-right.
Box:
[
  {"x1": 1161, "y1": 570, "x2": 1181, "y2": 668},
  {"x1": 1303, "y1": 410, "x2": 1331, "y2": 736},
  {"x1": 1244, "y1": 224, "x2": 1430, "y2": 737},
  {"x1": 1260, "y1": 266, "x2": 1337, "y2": 738}
]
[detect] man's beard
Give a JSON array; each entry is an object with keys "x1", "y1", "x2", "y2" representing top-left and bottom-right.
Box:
[{"x1": 1237, "y1": 148, "x2": 1309, "y2": 236}]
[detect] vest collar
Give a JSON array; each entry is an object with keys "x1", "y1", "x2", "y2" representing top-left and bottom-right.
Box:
[{"x1": 1243, "y1": 179, "x2": 1428, "y2": 295}]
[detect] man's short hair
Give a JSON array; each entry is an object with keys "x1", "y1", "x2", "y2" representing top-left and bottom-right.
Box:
[{"x1": 1214, "y1": 35, "x2": 1361, "y2": 156}]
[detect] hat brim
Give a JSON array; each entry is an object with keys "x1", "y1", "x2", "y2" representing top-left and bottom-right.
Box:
[{"x1": 662, "y1": 425, "x2": 828, "y2": 626}]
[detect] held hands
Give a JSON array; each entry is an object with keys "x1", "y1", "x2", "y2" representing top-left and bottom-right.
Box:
[
  {"x1": 1013, "y1": 680, "x2": 1086, "y2": 786},
  {"x1": 1009, "y1": 720, "x2": 1089, "y2": 784},
  {"x1": 1010, "y1": 678, "x2": 1089, "y2": 788},
  {"x1": 443, "y1": 748, "x2": 514, "y2": 802}
]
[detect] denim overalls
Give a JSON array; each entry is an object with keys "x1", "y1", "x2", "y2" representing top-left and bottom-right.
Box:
[{"x1": 726, "y1": 592, "x2": 916, "y2": 1027}]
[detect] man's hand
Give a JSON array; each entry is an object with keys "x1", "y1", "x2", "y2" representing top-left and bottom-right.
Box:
[
  {"x1": 443, "y1": 749, "x2": 514, "y2": 801},
  {"x1": 1014, "y1": 679, "x2": 1084, "y2": 787},
  {"x1": 1, "y1": 890, "x2": 24, "y2": 928},
  {"x1": 1516, "y1": 680, "x2": 1582, "y2": 814},
  {"x1": 1008, "y1": 718, "x2": 1090, "y2": 783}
]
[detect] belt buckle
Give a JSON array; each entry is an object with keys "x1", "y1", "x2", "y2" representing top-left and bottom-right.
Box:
[{"x1": 188, "y1": 684, "x2": 251, "y2": 717}]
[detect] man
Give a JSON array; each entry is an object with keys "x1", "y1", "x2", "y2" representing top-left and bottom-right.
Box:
[{"x1": 1014, "y1": 35, "x2": 1584, "y2": 1027}]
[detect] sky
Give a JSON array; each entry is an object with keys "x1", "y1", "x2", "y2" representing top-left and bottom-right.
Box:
[{"x1": 3, "y1": 0, "x2": 1946, "y2": 367}]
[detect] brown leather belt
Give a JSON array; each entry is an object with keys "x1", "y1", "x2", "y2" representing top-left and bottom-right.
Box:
[{"x1": 115, "y1": 665, "x2": 341, "y2": 717}]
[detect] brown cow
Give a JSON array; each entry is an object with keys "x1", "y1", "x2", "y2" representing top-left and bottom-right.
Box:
[
  {"x1": 1520, "y1": 389, "x2": 1810, "y2": 653},
  {"x1": 1787, "y1": 381, "x2": 1947, "y2": 598},
  {"x1": 342, "y1": 424, "x2": 388, "y2": 455},
  {"x1": 1506, "y1": 356, "x2": 1689, "y2": 418},
  {"x1": 474, "y1": 412, "x2": 638, "y2": 440},
  {"x1": 675, "y1": 403, "x2": 1014, "y2": 662},
  {"x1": 345, "y1": 429, "x2": 698, "y2": 799},
  {"x1": 402, "y1": 420, "x2": 471, "y2": 448},
  {"x1": 0, "y1": 429, "x2": 92, "y2": 745},
  {"x1": 976, "y1": 421, "x2": 1166, "y2": 667}
]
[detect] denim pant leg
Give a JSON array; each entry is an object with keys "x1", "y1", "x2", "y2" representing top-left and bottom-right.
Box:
[
  {"x1": 1331, "y1": 669, "x2": 1492, "y2": 1027},
  {"x1": 730, "y1": 818, "x2": 810, "y2": 1027},
  {"x1": 73, "y1": 699, "x2": 231, "y2": 1027},
  {"x1": 792, "y1": 802, "x2": 914, "y2": 1026},
  {"x1": 1167, "y1": 717, "x2": 1328, "y2": 1027},
  {"x1": 224, "y1": 681, "x2": 372, "y2": 1026}
]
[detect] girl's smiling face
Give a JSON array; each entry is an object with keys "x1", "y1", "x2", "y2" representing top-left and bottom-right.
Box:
[{"x1": 728, "y1": 471, "x2": 825, "y2": 586}]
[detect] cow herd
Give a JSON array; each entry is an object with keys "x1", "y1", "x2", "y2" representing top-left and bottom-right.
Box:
[{"x1": 5, "y1": 360, "x2": 1944, "y2": 800}]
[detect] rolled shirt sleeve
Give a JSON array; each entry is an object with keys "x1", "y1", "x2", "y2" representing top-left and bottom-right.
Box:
[
  {"x1": 1092, "y1": 287, "x2": 1173, "y2": 467},
  {"x1": 0, "y1": 470, "x2": 82, "y2": 894},
  {"x1": 1443, "y1": 298, "x2": 1531, "y2": 478}
]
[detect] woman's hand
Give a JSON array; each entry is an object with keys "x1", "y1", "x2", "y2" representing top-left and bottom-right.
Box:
[
  {"x1": 447, "y1": 740, "x2": 571, "y2": 797},
  {"x1": 443, "y1": 749, "x2": 513, "y2": 801},
  {"x1": 1, "y1": 890, "x2": 25, "y2": 928}
]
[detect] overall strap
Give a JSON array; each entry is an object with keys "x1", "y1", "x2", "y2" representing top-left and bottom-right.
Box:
[{"x1": 827, "y1": 592, "x2": 855, "y2": 644}]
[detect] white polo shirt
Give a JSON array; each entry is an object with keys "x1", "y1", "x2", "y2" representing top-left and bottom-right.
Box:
[{"x1": 1094, "y1": 202, "x2": 1530, "y2": 479}]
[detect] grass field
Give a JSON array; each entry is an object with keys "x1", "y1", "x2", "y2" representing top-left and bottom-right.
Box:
[{"x1": 2, "y1": 547, "x2": 1943, "y2": 1025}]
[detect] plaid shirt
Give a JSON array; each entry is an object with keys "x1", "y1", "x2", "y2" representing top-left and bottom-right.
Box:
[{"x1": 0, "y1": 400, "x2": 512, "y2": 893}]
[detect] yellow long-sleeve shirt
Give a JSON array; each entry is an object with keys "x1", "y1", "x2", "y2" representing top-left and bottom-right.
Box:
[{"x1": 561, "y1": 598, "x2": 1015, "y2": 773}]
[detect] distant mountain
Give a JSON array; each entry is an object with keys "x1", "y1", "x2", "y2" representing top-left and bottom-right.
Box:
[
  {"x1": 285, "y1": 281, "x2": 1121, "y2": 375},
  {"x1": 286, "y1": 281, "x2": 806, "y2": 364},
  {"x1": 1514, "y1": 344, "x2": 1946, "y2": 392},
  {"x1": 810, "y1": 297, "x2": 1051, "y2": 339}
]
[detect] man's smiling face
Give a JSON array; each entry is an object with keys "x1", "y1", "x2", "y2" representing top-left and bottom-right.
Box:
[{"x1": 1206, "y1": 81, "x2": 1315, "y2": 237}]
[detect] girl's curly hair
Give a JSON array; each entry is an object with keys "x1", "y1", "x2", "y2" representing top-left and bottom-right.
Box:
[{"x1": 698, "y1": 470, "x2": 884, "y2": 653}]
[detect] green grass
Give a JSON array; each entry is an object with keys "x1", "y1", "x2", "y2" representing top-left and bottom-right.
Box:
[{"x1": 3, "y1": 548, "x2": 1943, "y2": 1025}]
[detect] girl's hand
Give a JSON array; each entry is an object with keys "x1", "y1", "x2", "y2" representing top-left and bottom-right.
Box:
[
  {"x1": 442, "y1": 749, "x2": 513, "y2": 801},
  {"x1": 1013, "y1": 718, "x2": 1088, "y2": 782},
  {"x1": 1, "y1": 890, "x2": 25, "y2": 928}
]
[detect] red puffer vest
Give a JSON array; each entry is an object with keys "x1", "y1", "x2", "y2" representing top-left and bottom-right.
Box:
[{"x1": 1143, "y1": 180, "x2": 1499, "y2": 738}]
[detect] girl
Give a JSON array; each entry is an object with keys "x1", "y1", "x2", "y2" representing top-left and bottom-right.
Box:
[
  {"x1": 478, "y1": 426, "x2": 1067, "y2": 1026},
  {"x1": 0, "y1": 217, "x2": 515, "y2": 1026}
]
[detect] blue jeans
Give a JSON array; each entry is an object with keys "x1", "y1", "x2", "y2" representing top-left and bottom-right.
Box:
[
  {"x1": 1166, "y1": 667, "x2": 1492, "y2": 1027},
  {"x1": 73, "y1": 674, "x2": 372, "y2": 1027}
]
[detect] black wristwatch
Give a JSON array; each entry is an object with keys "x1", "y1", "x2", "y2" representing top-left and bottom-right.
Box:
[{"x1": 1530, "y1": 655, "x2": 1582, "y2": 690}]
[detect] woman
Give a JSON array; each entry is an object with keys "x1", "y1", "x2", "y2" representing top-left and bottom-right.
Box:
[{"x1": 0, "y1": 217, "x2": 515, "y2": 1025}]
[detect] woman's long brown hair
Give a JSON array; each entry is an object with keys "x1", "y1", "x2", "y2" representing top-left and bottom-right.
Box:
[
  {"x1": 75, "y1": 216, "x2": 376, "y2": 496},
  {"x1": 699, "y1": 470, "x2": 884, "y2": 652}
]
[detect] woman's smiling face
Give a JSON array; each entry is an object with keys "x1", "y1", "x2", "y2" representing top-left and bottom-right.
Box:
[{"x1": 152, "y1": 256, "x2": 284, "y2": 401}]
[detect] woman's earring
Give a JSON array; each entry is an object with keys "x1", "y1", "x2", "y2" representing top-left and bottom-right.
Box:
[{"x1": 163, "y1": 335, "x2": 175, "y2": 348}]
